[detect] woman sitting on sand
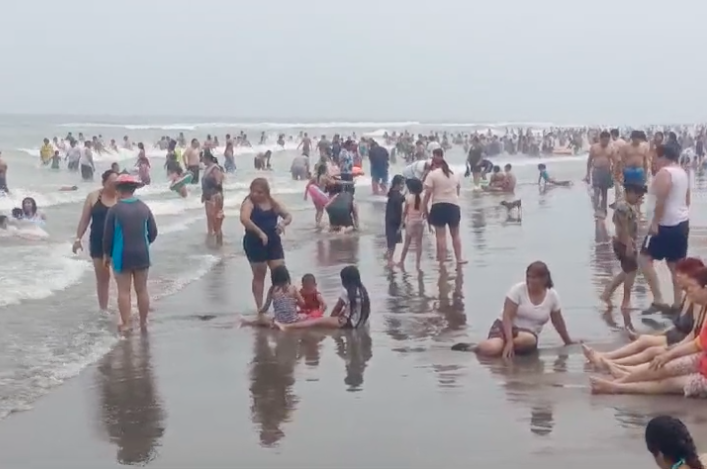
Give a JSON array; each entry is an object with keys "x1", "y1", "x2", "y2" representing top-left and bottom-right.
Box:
[
  {"x1": 278, "y1": 266, "x2": 371, "y2": 331},
  {"x1": 584, "y1": 257, "x2": 705, "y2": 369},
  {"x1": 645, "y1": 415, "x2": 705, "y2": 469},
  {"x1": 590, "y1": 267, "x2": 707, "y2": 397},
  {"x1": 452, "y1": 261, "x2": 576, "y2": 357}
]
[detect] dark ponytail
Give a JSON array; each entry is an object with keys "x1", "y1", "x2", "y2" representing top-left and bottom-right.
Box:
[
  {"x1": 406, "y1": 178, "x2": 423, "y2": 210},
  {"x1": 645, "y1": 416, "x2": 704, "y2": 469},
  {"x1": 340, "y1": 265, "x2": 371, "y2": 327}
]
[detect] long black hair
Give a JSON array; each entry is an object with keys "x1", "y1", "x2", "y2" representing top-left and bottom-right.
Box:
[
  {"x1": 406, "y1": 178, "x2": 423, "y2": 210},
  {"x1": 433, "y1": 148, "x2": 452, "y2": 177},
  {"x1": 645, "y1": 416, "x2": 703, "y2": 469},
  {"x1": 340, "y1": 265, "x2": 370, "y2": 328}
]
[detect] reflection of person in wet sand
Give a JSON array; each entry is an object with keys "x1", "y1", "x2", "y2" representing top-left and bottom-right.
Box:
[
  {"x1": 249, "y1": 329, "x2": 300, "y2": 447},
  {"x1": 334, "y1": 329, "x2": 373, "y2": 391},
  {"x1": 451, "y1": 262, "x2": 577, "y2": 357},
  {"x1": 586, "y1": 258, "x2": 705, "y2": 371},
  {"x1": 96, "y1": 337, "x2": 164, "y2": 465}
]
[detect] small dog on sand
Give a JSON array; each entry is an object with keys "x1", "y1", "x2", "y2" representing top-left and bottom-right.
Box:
[{"x1": 500, "y1": 199, "x2": 522, "y2": 219}]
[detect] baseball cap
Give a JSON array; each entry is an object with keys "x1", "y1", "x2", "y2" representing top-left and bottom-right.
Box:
[{"x1": 115, "y1": 173, "x2": 143, "y2": 186}]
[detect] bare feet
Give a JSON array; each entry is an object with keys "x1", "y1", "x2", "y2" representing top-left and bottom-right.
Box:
[
  {"x1": 625, "y1": 329, "x2": 640, "y2": 341},
  {"x1": 589, "y1": 376, "x2": 618, "y2": 394},
  {"x1": 603, "y1": 359, "x2": 630, "y2": 379},
  {"x1": 582, "y1": 344, "x2": 604, "y2": 369},
  {"x1": 457, "y1": 259, "x2": 469, "y2": 265},
  {"x1": 275, "y1": 320, "x2": 290, "y2": 331},
  {"x1": 620, "y1": 301, "x2": 632, "y2": 313}
]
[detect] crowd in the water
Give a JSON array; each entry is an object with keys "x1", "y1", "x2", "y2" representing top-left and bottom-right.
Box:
[{"x1": 4, "y1": 123, "x2": 707, "y2": 423}]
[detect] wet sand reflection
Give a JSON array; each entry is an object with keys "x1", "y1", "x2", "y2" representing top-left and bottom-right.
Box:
[{"x1": 96, "y1": 335, "x2": 165, "y2": 465}]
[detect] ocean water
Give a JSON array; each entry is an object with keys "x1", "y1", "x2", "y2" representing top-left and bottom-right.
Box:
[{"x1": 0, "y1": 114, "x2": 613, "y2": 421}]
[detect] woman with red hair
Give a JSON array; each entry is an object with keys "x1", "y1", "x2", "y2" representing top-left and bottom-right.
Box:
[{"x1": 584, "y1": 257, "x2": 704, "y2": 370}]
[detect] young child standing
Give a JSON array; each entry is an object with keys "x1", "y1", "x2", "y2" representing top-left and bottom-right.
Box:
[
  {"x1": 397, "y1": 178, "x2": 425, "y2": 270},
  {"x1": 384, "y1": 175, "x2": 405, "y2": 267},
  {"x1": 299, "y1": 273, "x2": 327, "y2": 318}
]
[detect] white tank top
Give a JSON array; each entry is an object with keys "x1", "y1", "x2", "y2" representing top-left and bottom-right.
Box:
[{"x1": 658, "y1": 165, "x2": 689, "y2": 226}]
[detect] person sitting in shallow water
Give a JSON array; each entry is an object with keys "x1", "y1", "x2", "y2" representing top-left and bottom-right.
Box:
[
  {"x1": 537, "y1": 163, "x2": 572, "y2": 187},
  {"x1": 452, "y1": 261, "x2": 576, "y2": 357},
  {"x1": 584, "y1": 257, "x2": 704, "y2": 372},
  {"x1": 243, "y1": 265, "x2": 309, "y2": 328},
  {"x1": 590, "y1": 266, "x2": 707, "y2": 398},
  {"x1": 278, "y1": 266, "x2": 370, "y2": 331}
]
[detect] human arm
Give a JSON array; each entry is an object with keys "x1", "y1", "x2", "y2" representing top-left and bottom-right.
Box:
[
  {"x1": 146, "y1": 209, "x2": 158, "y2": 244},
  {"x1": 317, "y1": 292, "x2": 327, "y2": 314},
  {"x1": 585, "y1": 147, "x2": 594, "y2": 180},
  {"x1": 650, "y1": 169, "x2": 672, "y2": 233},
  {"x1": 73, "y1": 191, "x2": 97, "y2": 252},
  {"x1": 351, "y1": 202, "x2": 360, "y2": 230},
  {"x1": 329, "y1": 297, "x2": 345, "y2": 317},
  {"x1": 273, "y1": 198, "x2": 292, "y2": 231},
  {"x1": 292, "y1": 286, "x2": 306, "y2": 308},
  {"x1": 239, "y1": 198, "x2": 267, "y2": 238},
  {"x1": 550, "y1": 309, "x2": 574, "y2": 345},
  {"x1": 500, "y1": 296, "x2": 519, "y2": 359}
]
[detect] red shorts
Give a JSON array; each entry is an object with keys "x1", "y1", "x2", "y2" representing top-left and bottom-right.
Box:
[{"x1": 301, "y1": 308, "x2": 323, "y2": 318}]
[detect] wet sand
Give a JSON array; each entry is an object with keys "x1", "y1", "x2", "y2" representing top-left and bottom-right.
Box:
[{"x1": 3, "y1": 166, "x2": 707, "y2": 467}]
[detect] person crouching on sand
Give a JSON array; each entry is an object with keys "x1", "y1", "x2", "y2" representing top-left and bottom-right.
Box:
[{"x1": 451, "y1": 261, "x2": 577, "y2": 357}]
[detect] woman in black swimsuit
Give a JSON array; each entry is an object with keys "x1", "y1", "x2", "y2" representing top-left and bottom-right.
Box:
[
  {"x1": 72, "y1": 169, "x2": 118, "y2": 312},
  {"x1": 201, "y1": 150, "x2": 225, "y2": 245}
]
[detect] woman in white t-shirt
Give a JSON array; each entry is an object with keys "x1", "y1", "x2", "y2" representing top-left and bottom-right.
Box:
[
  {"x1": 422, "y1": 149, "x2": 466, "y2": 265},
  {"x1": 452, "y1": 261, "x2": 575, "y2": 357}
]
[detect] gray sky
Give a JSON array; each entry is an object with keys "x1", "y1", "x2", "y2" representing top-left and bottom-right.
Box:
[{"x1": 2, "y1": 0, "x2": 704, "y2": 124}]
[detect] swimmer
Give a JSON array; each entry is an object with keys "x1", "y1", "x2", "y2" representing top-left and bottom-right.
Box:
[
  {"x1": 537, "y1": 163, "x2": 572, "y2": 187},
  {"x1": 40, "y1": 138, "x2": 53, "y2": 165},
  {"x1": 619, "y1": 130, "x2": 650, "y2": 189},
  {"x1": 135, "y1": 142, "x2": 151, "y2": 185},
  {"x1": 325, "y1": 183, "x2": 359, "y2": 232},
  {"x1": 103, "y1": 174, "x2": 157, "y2": 332},
  {"x1": 66, "y1": 139, "x2": 81, "y2": 172},
  {"x1": 79, "y1": 141, "x2": 95, "y2": 181},
  {"x1": 304, "y1": 164, "x2": 330, "y2": 227},
  {"x1": 201, "y1": 150, "x2": 225, "y2": 245},
  {"x1": 50, "y1": 150, "x2": 61, "y2": 169},
  {"x1": 290, "y1": 153, "x2": 309, "y2": 180},
  {"x1": 58, "y1": 185, "x2": 79, "y2": 191},
  {"x1": 584, "y1": 130, "x2": 615, "y2": 217},
  {"x1": 465, "y1": 136, "x2": 485, "y2": 184},
  {"x1": 18, "y1": 197, "x2": 45, "y2": 223},
  {"x1": 0, "y1": 151, "x2": 9, "y2": 194},
  {"x1": 183, "y1": 139, "x2": 201, "y2": 184}
]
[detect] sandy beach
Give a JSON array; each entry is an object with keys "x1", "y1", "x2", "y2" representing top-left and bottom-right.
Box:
[{"x1": 2, "y1": 155, "x2": 707, "y2": 467}]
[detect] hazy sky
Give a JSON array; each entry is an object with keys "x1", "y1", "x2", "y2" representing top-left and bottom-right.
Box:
[{"x1": 2, "y1": 0, "x2": 705, "y2": 124}]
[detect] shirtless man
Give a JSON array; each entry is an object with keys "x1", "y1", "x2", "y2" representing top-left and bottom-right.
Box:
[
  {"x1": 298, "y1": 132, "x2": 312, "y2": 157},
  {"x1": 649, "y1": 131, "x2": 664, "y2": 176},
  {"x1": 183, "y1": 139, "x2": 201, "y2": 184},
  {"x1": 610, "y1": 128, "x2": 627, "y2": 201},
  {"x1": 584, "y1": 130, "x2": 614, "y2": 217},
  {"x1": 0, "y1": 151, "x2": 8, "y2": 194},
  {"x1": 619, "y1": 130, "x2": 650, "y2": 187}
]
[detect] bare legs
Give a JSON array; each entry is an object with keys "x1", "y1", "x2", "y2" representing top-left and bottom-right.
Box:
[
  {"x1": 601, "y1": 268, "x2": 637, "y2": 310},
  {"x1": 250, "y1": 262, "x2": 268, "y2": 311},
  {"x1": 433, "y1": 225, "x2": 467, "y2": 265},
  {"x1": 398, "y1": 223, "x2": 423, "y2": 270},
  {"x1": 474, "y1": 332, "x2": 537, "y2": 357},
  {"x1": 114, "y1": 268, "x2": 150, "y2": 332},
  {"x1": 92, "y1": 258, "x2": 111, "y2": 311}
]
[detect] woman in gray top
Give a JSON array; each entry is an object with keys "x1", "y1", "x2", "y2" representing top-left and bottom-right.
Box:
[{"x1": 103, "y1": 174, "x2": 158, "y2": 332}]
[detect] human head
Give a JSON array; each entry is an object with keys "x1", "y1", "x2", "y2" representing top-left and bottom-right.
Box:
[
  {"x1": 43, "y1": 138, "x2": 49, "y2": 145},
  {"x1": 137, "y1": 142, "x2": 144, "y2": 150},
  {"x1": 405, "y1": 177, "x2": 423, "y2": 195},
  {"x1": 654, "y1": 131, "x2": 664, "y2": 145},
  {"x1": 656, "y1": 143, "x2": 680, "y2": 170},
  {"x1": 11, "y1": 208, "x2": 23, "y2": 219},
  {"x1": 686, "y1": 267, "x2": 707, "y2": 305},
  {"x1": 431, "y1": 148, "x2": 445, "y2": 166},
  {"x1": 676, "y1": 257, "x2": 705, "y2": 290},
  {"x1": 526, "y1": 261, "x2": 554, "y2": 291},
  {"x1": 504, "y1": 164, "x2": 512, "y2": 172},
  {"x1": 21, "y1": 197, "x2": 37, "y2": 216},
  {"x1": 270, "y1": 264, "x2": 291, "y2": 288},
  {"x1": 538, "y1": 163, "x2": 547, "y2": 171},
  {"x1": 114, "y1": 174, "x2": 142, "y2": 197},
  {"x1": 623, "y1": 183, "x2": 647, "y2": 205},
  {"x1": 492, "y1": 165, "x2": 501, "y2": 173},
  {"x1": 249, "y1": 177, "x2": 271, "y2": 204},
  {"x1": 630, "y1": 130, "x2": 642, "y2": 144},
  {"x1": 599, "y1": 131, "x2": 611, "y2": 147},
  {"x1": 645, "y1": 415, "x2": 702, "y2": 469},
  {"x1": 102, "y1": 170, "x2": 118, "y2": 193},
  {"x1": 302, "y1": 273, "x2": 317, "y2": 290},
  {"x1": 610, "y1": 128, "x2": 619, "y2": 139},
  {"x1": 191, "y1": 138, "x2": 199, "y2": 149},
  {"x1": 340, "y1": 265, "x2": 362, "y2": 288},
  {"x1": 389, "y1": 174, "x2": 404, "y2": 193}
]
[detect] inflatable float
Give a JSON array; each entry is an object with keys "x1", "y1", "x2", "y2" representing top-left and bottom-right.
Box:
[
  {"x1": 170, "y1": 172, "x2": 193, "y2": 193},
  {"x1": 306, "y1": 184, "x2": 329, "y2": 209},
  {"x1": 552, "y1": 148, "x2": 574, "y2": 156},
  {"x1": 352, "y1": 166, "x2": 365, "y2": 177}
]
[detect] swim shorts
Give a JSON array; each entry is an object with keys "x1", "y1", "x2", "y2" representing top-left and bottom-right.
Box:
[
  {"x1": 612, "y1": 239, "x2": 638, "y2": 273},
  {"x1": 623, "y1": 167, "x2": 646, "y2": 185},
  {"x1": 641, "y1": 221, "x2": 689, "y2": 263},
  {"x1": 592, "y1": 167, "x2": 613, "y2": 189},
  {"x1": 428, "y1": 203, "x2": 460, "y2": 229}
]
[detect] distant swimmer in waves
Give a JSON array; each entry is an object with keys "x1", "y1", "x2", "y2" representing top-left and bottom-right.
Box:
[
  {"x1": 135, "y1": 142, "x2": 151, "y2": 185},
  {"x1": 290, "y1": 153, "x2": 309, "y2": 180},
  {"x1": 537, "y1": 163, "x2": 572, "y2": 187},
  {"x1": 79, "y1": 141, "x2": 96, "y2": 181},
  {"x1": 254, "y1": 150, "x2": 272, "y2": 170},
  {"x1": 451, "y1": 262, "x2": 577, "y2": 356},
  {"x1": 223, "y1": 139, "x2": 236, "y2": 173},
  {"x1": 304, "y1": 164, "x2": 330, "y2": 227},
  {"x1": 15, "y1": 197, "x2": 45, "y2": 224},
  {"x1": 297, "y1": 132, "x2": 312, "y2": 157},
  {"x1": 183, "y1": 139, "x2": 201, "y2": 184},
  {"x1": 325, "y1": 183, "x2": 359, "y2": 232},
  {"x1": 72, "y1": 169, "x2": 118, "y2": 313},
  {"x1": 103, "y1": 174, "x2": 157, "y2": 332},
  {"x1": 50, "y1": 150, "x2": 61, "y2": 169},
  {"x1": 40, "y1": 138, "x2": 53, "y2": 165},
  {"x1": 584, "y1": 130, "x2": 615, "y2": 217},
  {"x1": 277, "y1": 265, "x2": 371, "y2": 331},
  {"x1": 465, "y1": 136, "x2": 485, "y2": 184},
  {"x1": 0, "y1": 151, "x2": 8, "y2": 194},
  {"x1": 619, "y1": 130, "x2": 650, "y2": 187},
  {"x1": 201, "y1": 149, "x2": 225, "y2": 246}
]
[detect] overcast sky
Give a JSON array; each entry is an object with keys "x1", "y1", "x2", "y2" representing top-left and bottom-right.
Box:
[{"x1": 1, "y1": 0, "x2": 704, "y2": 124}]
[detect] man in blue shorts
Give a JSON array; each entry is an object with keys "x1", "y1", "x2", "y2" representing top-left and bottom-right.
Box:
[{"x1": 368, "y1": 140, "x2": 389, "y2": 195}]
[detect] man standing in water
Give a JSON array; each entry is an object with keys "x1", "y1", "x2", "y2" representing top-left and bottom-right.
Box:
[
  {"x1": 584, "y1": 130, "x2": 614, "y2": 217},
  {"x1": 368, "y1": 140, "x2": 390, "y2": 195},
  {"x1": 610, "y1": 128, "x2": 627, "y2": 202},
  {"x1": 0, "y1": 151, "x2": 8, "y2": 194},
  {"x1": 183, "y1": 139, "x2": 201, "y2": 184},
  {"x1": 466, "y1": 136, "x2": 484, "y2": 185},
  {"x1": 640, "y1": 144, "x2": 690, "y2": 315},
  {"x1": 298, "y1": 133, "x2": 312, "y2": 157},
  {"x1": 619, "y1": 130, "x2": 650, "y2": 186}
]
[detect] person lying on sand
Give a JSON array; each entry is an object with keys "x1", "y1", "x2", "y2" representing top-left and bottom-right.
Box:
[
  {"x1": 451, "y1": 261, "x2": 577, "y2": 357},
  {"x1": 589, "y1": 266, "x2": 707, "y2": 397},
  {"x1": 537, "y1": 163, "x2": 572, "y2": 187},
  {"x1": 585, "y1": 259, "x2": 704, "y2": 373}
]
